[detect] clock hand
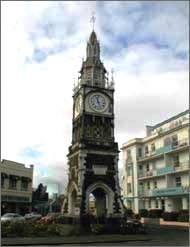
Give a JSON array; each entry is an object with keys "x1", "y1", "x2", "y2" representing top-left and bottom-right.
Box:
[{"x1": 96, "y1": 96, "x2": 101, "y2": 107}]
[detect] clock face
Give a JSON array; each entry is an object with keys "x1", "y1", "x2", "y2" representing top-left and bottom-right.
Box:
[
  {"x1": 74, "y1": 94, "x2": 83, "y2": 117},
  {"x1": 89, "y1": 93, "x2": 108, "y2": 112}
]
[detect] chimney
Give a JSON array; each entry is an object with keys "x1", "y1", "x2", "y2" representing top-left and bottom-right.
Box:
[{"x1": 146, "y1": 125, "x2": 154, "y2": 136}]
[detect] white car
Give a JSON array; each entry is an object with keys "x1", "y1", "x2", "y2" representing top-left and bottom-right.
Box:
[
  {"x1": 24, "y1": 212, "x2": 42, "y2": 220},
  {"x1": 1, "y1": 213, "x2": 25, "y2": 222}
]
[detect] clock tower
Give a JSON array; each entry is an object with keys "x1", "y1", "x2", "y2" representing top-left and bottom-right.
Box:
[{"x1": 63, "y1": 30, "x2": 124, "y2": 218}]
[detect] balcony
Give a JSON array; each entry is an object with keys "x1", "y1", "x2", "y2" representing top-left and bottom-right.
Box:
[
  {"x1": 152, "y1": 186, "x2": 189, "y2": 197},
  {"x1": 139, "y1": 186, "x2": 189, "y2": 197},
  {"x1": 174, "y1": 161, "x2": 189, "y2": 171},
  {"x1": 138, "y1": 161, "x2": 189, "y2": 178},
  {"x1": 155, "y1": 145, "x2": 172, "y2": 155},
  {"x1": 137, "y1": 138, "x2": 189, "y2": 162},
  {"x1": 157, "y1": 165, "x2": 174, "y2": 175}
]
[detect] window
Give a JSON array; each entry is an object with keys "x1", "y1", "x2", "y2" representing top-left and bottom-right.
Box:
[
  {"x1": 21, "y1": 181, "x2": 28, "y2": 191},
  {"x1": 138, "y1": 148, "x2": 142, "y2": 158},
  {"x1": 127, "y1": 166, "x2": 131, "y2": 176},
  {"x1": 127, "y1": 149, "x2": 131, "y2": 157},
  {"x1": 127, "y1": 183, "x2": 132, "y2": 193},
  {"x1": 9, "y1": 179, "x2": 17, "y2": 189},
  {"x1": 1, "y1": 178, "x2": 4, "y2": 188},
  {"x1": 147, "y1": 181, "x2": 150, "y2": 190},
  {"x1": 161, "y1": 199, "x2": 165, "y2": 211},
  {"x1": 154, "y1": 181, "x2": 157, "y2": 189},
  {"x1": 148, "y1": 200, "x2": 151, "y2": 208},
  {"x1": 173, "y1": 155, "x2": 180, "y2": 167},
  {"x1": 145, "y1": 145, "x2": 149, "y2": 154},
  {"x1": 146, "y1": 164, "x2": 150, "y2": 172},
  {"x1": 176, "y1": 177, "x2": 181, "y2": 187},
  {"x1": 139, "y1": 165, "x2": 142, "y2": 170},
  {"x1": 155, "y1": 200, "x2": 159, "y2": 208},
  {"x1": 172, "y1": 135, "x2": 178, "y2": 146},
  {"x1": 164, "y1": 137, "x2": 171, "y2": 146},
  {"x1": 151, "y1": 143, "x2": 155, "y2": 152}
]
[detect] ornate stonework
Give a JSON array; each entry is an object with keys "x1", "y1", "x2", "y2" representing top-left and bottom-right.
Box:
[{"x1": 63, "y1": 30, "x2": 124, "y2": 218}]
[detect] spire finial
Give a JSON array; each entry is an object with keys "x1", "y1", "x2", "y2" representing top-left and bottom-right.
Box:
[{"x1": 90, "y1": 11, "x2": 96, "y2": 31}]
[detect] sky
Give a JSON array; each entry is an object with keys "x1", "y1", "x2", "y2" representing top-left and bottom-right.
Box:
[{"x1": 2, "y1": 1, "x2": 189, "y2": 196}]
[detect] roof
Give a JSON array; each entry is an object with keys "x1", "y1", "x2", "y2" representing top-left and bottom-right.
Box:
[{"x1": 151, "y1": 109, "x2": 189, "y2": 129}]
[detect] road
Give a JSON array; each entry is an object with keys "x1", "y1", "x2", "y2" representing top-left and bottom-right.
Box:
[{"x1": 3, "y1": 227, "x2": 189, "y2": 246}]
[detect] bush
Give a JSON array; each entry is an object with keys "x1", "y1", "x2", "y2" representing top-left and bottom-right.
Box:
[
  {"x1": 124, "y1": 208, "x2": 134, "y2": 216},
  {"x1": 139, "y1": 209, "x2": 148, "y2": 217},
  {"x1": 162, "y1": 212, "x2": 179, "y2": 221},
  {"x1": 177, "y1": 210, "x2": 189, "y2": 222},
  {"x1": 134, "y1": 214, "x2": 140, "y2": 220},
  {"x1": 90, "y1": 224, "x2": 105, "y2": 235},
  {"x1": 1, "y1": 221, "x2": 82, "y2": 238},
  {"x1": 148, "y1": 209, "x2": 163, "y2": 218}
]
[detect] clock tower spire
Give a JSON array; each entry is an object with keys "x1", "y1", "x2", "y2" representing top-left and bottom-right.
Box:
[{"x1": 63, "y1": 28, "x2": 124, "y2": 219}]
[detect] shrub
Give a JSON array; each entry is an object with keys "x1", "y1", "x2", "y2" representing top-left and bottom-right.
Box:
[
  {"x1": 124, "y1": 208, "x2": 134, "y2": 217},
  {"x1": 90, "y1": 224, "x2": 105, "y2": 235},
  {"x1": 177, "y1": 210, "x2": 189, "y2": 222},
  {"x1": 134, "y1": 214, "x2": 140, "y2": 220},
  {"x1": 148, "y1": 209, "x2": 163, "y2": 218},
  {"x1": 139, "y1": 209, "x2": 148, "y2": 217},
  {"x1": 162, "y1": 212, "x2": 179, "y2": 221}
]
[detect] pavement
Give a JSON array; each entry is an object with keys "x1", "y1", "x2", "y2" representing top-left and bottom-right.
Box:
[
  {"x1": 1, "y1": 226, "x2": 189, "y2": 246},
  {"x1": 1, "y1": 234, "x2": 151, "y2": 246}
]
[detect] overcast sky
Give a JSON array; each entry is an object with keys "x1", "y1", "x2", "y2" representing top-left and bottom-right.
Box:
[{"x1": 2, "y1": 1, "x2": 189, "y2": 195}]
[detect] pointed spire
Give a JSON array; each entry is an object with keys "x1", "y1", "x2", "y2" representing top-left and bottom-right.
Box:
[{"x1": 90, "y1": 11, "x2": 96, "y2": 31}]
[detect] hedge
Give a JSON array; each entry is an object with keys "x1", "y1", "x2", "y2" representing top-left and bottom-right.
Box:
[
  {"x1": 177, "y1": 210, "x2": 189, "y2": 222},
  {"x1": 148, "y1": 209, "x2": 163, "y2": 218},
  {"x1": 139, "y1": 209, "x2": 148, "y2": 217},
  {"x1": 162, "y1": 212, "x2": 179, "y2": 221}
]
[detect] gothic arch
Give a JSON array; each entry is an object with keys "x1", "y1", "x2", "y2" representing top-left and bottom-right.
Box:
[
  {"x1": 85, "y1": 182, "x2": 114, "y2": 215},
  {"x1": 68, "y1": 182, "x2": 78, "y2": 215}
]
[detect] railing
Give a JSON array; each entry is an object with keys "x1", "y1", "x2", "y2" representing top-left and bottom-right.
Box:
[
  {"x1": 138, "y1": 160, "x2": 189, "y2": 178},
  {"x1": 153, "y1": 117, "x2": 189, "y2": 135},
  {"x1": 139, "y1": 186, "x2": 189, "y2": 197},
  {"x1": 137, "y1": 138, "x2": 189, "y2": 161},
  {"x1": 171, "y1": 138, "x2": 189, "y2": 149},
  {"x1": 174, "y1": 161, "x2": 189, "y2": 171},
  {"x1": 152, "y1": 186, "x2": 189, "y2": 196}
]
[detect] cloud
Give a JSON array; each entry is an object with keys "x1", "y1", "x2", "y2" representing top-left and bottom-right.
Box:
[{"x1": 2, "y1": 1, "x2": 189, "y2": 193}]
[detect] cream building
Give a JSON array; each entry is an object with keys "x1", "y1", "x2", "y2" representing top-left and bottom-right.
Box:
[
  {"x1": 1, "y1": 159, "x2": 34, "y2": 215},
  {"x1": 122, "y1": 109, "x2": 189, "y2": 213}
]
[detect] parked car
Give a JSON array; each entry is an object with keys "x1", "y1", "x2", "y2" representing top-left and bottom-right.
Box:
[
  {"x1": 40, "y1": 212, "x2": 61, "y2": 223},
  {"x1": 1, "y1": 213, "x2": 25, "y2": 222},
  {"x1": 126, "y1": 216, "x2": 145, "y2": 233},
  {"x1": 24, "y1": 212, "x2": 42, "y2": 221},
  {"x1": 120, "y1": 215, "x2": 145, "y2": 234}
]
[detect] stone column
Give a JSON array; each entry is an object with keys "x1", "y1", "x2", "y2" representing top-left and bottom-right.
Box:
[
  {"x1": 165, "y1": 198, "x2": 174, "y2": 212},
  {"x1": 182, "y1": 197, "x2": 188, "y2": 210},
  {"x1": 158, "y1": 199, "x2": 162, "y2": 209}
]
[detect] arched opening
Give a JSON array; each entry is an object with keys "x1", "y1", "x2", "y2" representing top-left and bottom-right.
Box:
[
  {"x1": 71, "y1": 189, "x2": 77, "y2": 215},
  {"x1": 86, "y1": 182, "x2": 114, "y2": 217},
  {"x1": 68, "y1": 183, "x2": 78, "y2": 216},
  {"x1": 92, "y1": 188, "x2": 107, "y2": 217}
]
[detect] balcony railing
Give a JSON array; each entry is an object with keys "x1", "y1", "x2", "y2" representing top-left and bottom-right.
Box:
[
  {"x1": 137, "y1": 138, "x2": 189, "y2": 161},
  {"x1": 152, "y1": 186, "x2": 189, "y2": 197},
  {"x1": 174, "y1": 161, "x2": 189, "y2": 171},
  {"x1": 138, "y1": 160, "x2": 189, "y2": 178},
  {"x1": 139, "y1": 186, "x2": 189, "y2": 197}
]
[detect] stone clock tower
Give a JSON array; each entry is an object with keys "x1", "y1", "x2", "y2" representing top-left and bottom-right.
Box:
[{"x1": 63, "y1": 30, "x2": 124, "y2": 218}]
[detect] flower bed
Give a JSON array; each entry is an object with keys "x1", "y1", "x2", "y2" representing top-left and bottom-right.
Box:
[{"x1": 1, "y1": 221, "x2": 80, "y2": 238}]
